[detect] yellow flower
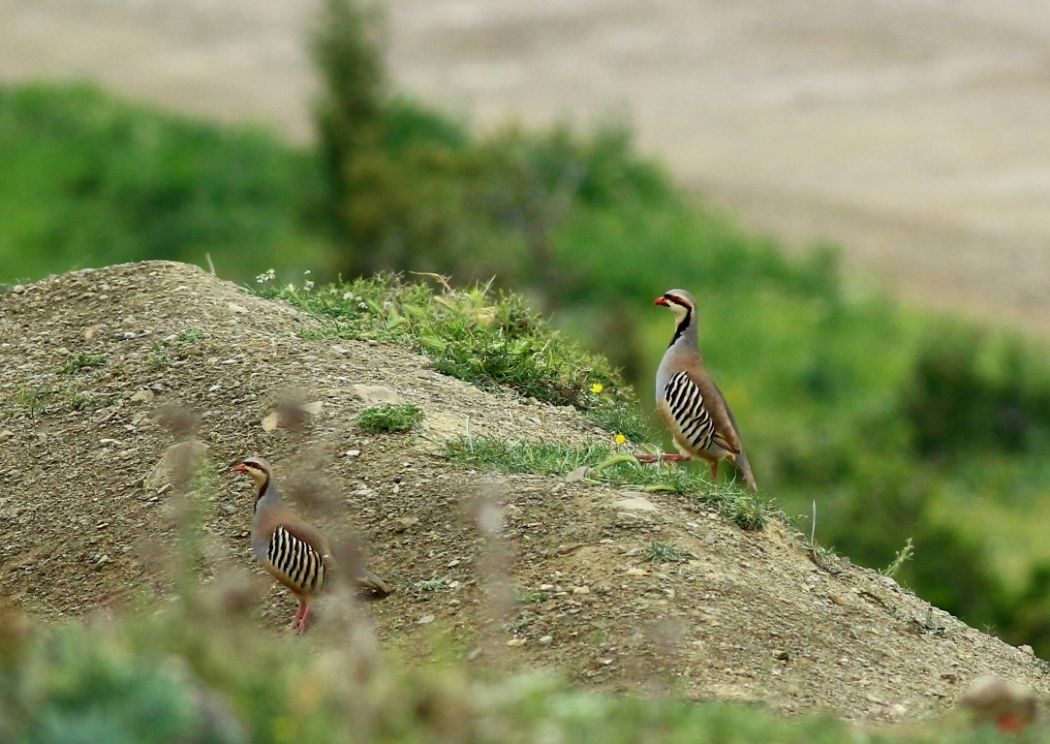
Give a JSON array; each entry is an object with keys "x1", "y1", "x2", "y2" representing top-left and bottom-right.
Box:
[
  {"x1": 614, "y1": 433, "x2": 627, "y2": 446},
  {"x1": 590, "y1": 383, "x2": 604, "y2": 394}
]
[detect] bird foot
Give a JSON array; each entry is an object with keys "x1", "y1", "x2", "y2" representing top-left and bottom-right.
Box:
[
  {"x1": 291, "y1": 602, "x2": 312, "y2": 635},
  {"x1": 297, "y1": 606, "x2": 314, "y2": 636}
]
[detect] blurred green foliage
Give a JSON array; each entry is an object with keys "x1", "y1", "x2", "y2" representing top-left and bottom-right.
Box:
[
  {"x1": 0, "y1": 599, "x2": 1034, "y2": 744},
  {"x1": 0, "y1": 83, "x2": 329, "y2": 281},
  {"x1": 1, "y1": 0, "x2": 1049, "y2": 660}
]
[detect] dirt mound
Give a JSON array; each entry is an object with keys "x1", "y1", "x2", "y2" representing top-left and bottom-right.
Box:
[{"x1": 1, "y1": 261, "x2": 1045, "y2": 722}]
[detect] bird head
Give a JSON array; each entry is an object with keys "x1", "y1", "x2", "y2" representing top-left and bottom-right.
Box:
[
  {"x1": 232, "y1": 456, "x2": 271, "y2": 490},
  {"x1": 654, "y1": 289, "x2": 696, "y2": 324}
]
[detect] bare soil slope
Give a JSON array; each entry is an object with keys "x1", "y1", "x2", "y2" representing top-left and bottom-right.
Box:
[{"x1": 1, "y1": 261, "x2": 1046, "y2": 723}]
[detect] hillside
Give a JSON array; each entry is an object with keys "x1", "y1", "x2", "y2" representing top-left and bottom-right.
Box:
[{"x1": 0, "y1": 260, "x2": 1045, "y2": 724}]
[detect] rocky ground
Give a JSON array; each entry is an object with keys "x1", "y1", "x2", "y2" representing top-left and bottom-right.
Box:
[{"x1": 1, "y1": 260, "x2": 1047, "y2": 723}]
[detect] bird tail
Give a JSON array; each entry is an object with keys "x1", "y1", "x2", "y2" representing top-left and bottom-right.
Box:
[
  {"x1": 356, "y1": 568, "x2": 393, "y2": 595},
  {"x1": 734, "y1": 451, "x2": 758, "y2": 492}
]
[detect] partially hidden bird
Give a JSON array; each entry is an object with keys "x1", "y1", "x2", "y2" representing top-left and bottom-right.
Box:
[
  {"x1": 642, "y1": 289, "x2": 758, "y2": 492},
  {"x1": 232, "y1": 456, "x2": 392, "y2": 634},
  {"x1": 959, "y1": 674, "x2": 1038, "y2": 734}
]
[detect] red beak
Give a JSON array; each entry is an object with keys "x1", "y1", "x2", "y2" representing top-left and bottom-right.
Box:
[
  {"x1": 231, "y1": 463, "x2": 248, "y2": 473},
  {"x1": 654, "y1": 296, "x2": 670, "y2": 306}
]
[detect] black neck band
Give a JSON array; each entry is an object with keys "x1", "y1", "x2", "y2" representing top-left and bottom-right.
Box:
[
  {"x1": 669, "y1": 309, "x2": 692, "y2": 347},
  {"x1": 253, "y1": 477, "x2": 269, "y2": 512}
]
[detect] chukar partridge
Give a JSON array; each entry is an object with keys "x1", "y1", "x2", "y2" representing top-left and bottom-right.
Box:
[
  {"x1": 642, "y1": 289, "x2": 758, "y2": 491},
  {"x1": 232, "y1": 457, "x2": 391, "y2": 634},
  {"x1": 959, "y1": 675, "x2": 1037, "y2": 733}
]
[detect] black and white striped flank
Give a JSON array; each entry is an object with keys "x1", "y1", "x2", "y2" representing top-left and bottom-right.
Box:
[{"x1": 267, "y1": 525, "x2": 326, "y2": 593}]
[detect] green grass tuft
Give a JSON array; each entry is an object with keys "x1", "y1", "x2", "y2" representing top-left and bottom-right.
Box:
[
  {"x1": 15, "y1": 386, "x2": 53, "y2": 418},
  {"x1": 258, "y1": 275, "x2": 648, "y2": 436},
  {"x1": 516, "y1": 589, "x2": 552, "y2": 604},
  {"x1": 445, "y1": 436, "x2": 610, "y2": 476},
  {"x1": 411, "y1": 577, "x2": 449, "y2": 593},
  {"x1": 148, "y1": 343, "x2": 173, "y2": 370},
  {"x1": 65, "y1": 391, "x2": 93, "y2": 411},
  {"x1": 177, "y1": 329, "x2": 205, "y2": 343},
  {"x1": 645, "y1": 541, "x2": 691, "y2": 564},
  {"x1": 61, "y1": 353, "x2": 106, "y2": 374},
  {"x1": 356, "y1": 403, "x2": 423, "y2": 434},
  {"x1": 445, "y1": 436, "x2": 762, "y2": 528},
  {"x1": 722, "y1": 495, "x2": 770, "y2": 531}
]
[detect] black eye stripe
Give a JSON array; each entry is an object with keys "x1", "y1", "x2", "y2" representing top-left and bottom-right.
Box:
[{"x1": 666, "y1": 295, "x2": 692, "y2": 309}]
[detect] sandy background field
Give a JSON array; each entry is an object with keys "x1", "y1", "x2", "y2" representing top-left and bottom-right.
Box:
[{"x1": 2, "y1": 0, "x2": 1048, "y2": 335}]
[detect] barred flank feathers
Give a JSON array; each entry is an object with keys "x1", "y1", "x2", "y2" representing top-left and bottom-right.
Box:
[{"x1": 267, "y1": 525, "x2": 326, "y2": 593}]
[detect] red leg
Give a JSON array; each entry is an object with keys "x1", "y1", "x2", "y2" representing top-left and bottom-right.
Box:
[
  {"x1": 291, "y1": 598, "x2": 307, "y2": 633},
  {"x1": 709, "y1": 461, "x2": 719, "y2": 481},
  {"x1": 296, "y1": 602, "x2": 313, "y2": 636}
]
